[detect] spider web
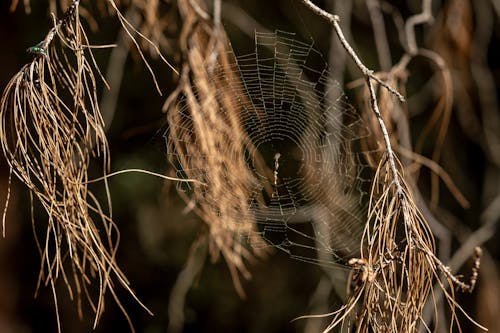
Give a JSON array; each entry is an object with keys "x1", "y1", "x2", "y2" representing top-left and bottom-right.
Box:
[{"x1": 167, "y1": 30, "x2": 374, "y2": 269}]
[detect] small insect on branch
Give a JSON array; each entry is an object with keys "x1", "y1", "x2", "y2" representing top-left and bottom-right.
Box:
[
  {"x1": 26, "y1": 41, "x2": 48, "y2": 58},
  {"x1": 25, "y1": 0, "x2": 80, "y2": 60}
]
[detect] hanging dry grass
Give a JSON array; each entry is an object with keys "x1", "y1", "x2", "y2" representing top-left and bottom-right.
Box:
[
  {"x1": 298, "y1": 1, "x2": 483, "y2": 332},
  {"x1": 163, "y1": 0, "x2": 264, "y2": 297},
  {"x1": 300, "y1": 141, "x2": 482, "y2": 332},
  {"x1": 0, "y1": 1, "x2": 149, "y2": 331},
  {"x1": 352, "y1": 161, "x2": 435, "y2": 331}
]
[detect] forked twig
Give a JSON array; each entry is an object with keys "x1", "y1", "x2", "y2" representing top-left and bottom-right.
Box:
[
  {"x1": 300, "y1": 1, "x2": 405, "y2": 98},
  {"x1": 431, "y1": 246, "x2": 482, "y2": 293},
  {"x1": 300, "y1": 0, "x2": 404, "y2": 194}
]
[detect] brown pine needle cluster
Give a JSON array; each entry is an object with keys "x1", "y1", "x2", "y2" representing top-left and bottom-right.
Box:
[
  {"x1": 299, "y1": 1, "x2": 484, "y2": 332},
  {"x1": 0, "y1": 1, "x2": 148, "y2": 330},
  {"x1": 163, "y1": 0, "x2": 264, "y2": 297}
]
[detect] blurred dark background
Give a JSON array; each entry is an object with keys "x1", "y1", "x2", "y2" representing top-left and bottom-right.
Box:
[{"x1": 1, "y1": 1, "x2": 500, "y2": 332}]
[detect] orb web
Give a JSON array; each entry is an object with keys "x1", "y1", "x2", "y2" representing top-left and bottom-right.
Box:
[{"x1": 166, "y1": 30, "x2": 374, "y2": 268}]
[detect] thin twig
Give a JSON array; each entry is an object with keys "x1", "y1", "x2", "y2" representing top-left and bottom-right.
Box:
[
  {"x1": 326, "y1": 0, "x2": 352, "y2": 151},
  {"x1": 448, "y1": 192, "x2": 500, "y2": 271},
  {"x1": 327, "y1": 0, "x2": 352, "y2": 89},
  {"x1": 300, "y1": 0, "x2": 404, "y2": 101},
  {"x1": 396, "y1": 144, "x2": 470, "y2": 209},
  {"x1": 404, "y1": 0, "x2": 434, "y2": 54},
  {"x1": 366, "y1": 0, "x2": 392, "y2": 71},
  {"x1": 99, "y1": 7, "x2": 137, "y2": 130},
  {"x1": 471, "y1": 0, "x2": 500, "y2": 167},
  {"x1": 167, "y1": 235, "x2": 208, "y2": 333},
  {"x1": 220, "y1": 2, "x2": 268, "y2": 35},
  {"x1": 29, "y1": 0, "x2": 80, "y2": 52},
  {"x1": 82, "y1": 168, "x2": 206, "y2": 185},
  {"x1": 213, "y1": 0, "x2": 221, "y2": 26},
  {"x1": 188, "y1": 0, "x2": 211, "y2": 20},
  {"x1": 300, "y1": 0, "x2": 404, "y2": 192}
]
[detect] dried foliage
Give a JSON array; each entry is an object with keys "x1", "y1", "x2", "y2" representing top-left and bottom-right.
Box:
[
  {"x1": 0, "y1": 1, "x2": 150, "y2": 331},
  {"x1": 298, "y1": 1, "x2": 484, "y2": 332},
  {"x1": 163, "y1": 0, "x2": 263, "y2": 297}
]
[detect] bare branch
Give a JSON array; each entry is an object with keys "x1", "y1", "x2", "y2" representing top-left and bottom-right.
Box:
[
  {"x1": 300, "y1": 0, "x2": 405, "y2": 102},
  {"x1": 300, "y1": 0, "x2": 404, "y2": 194}
]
